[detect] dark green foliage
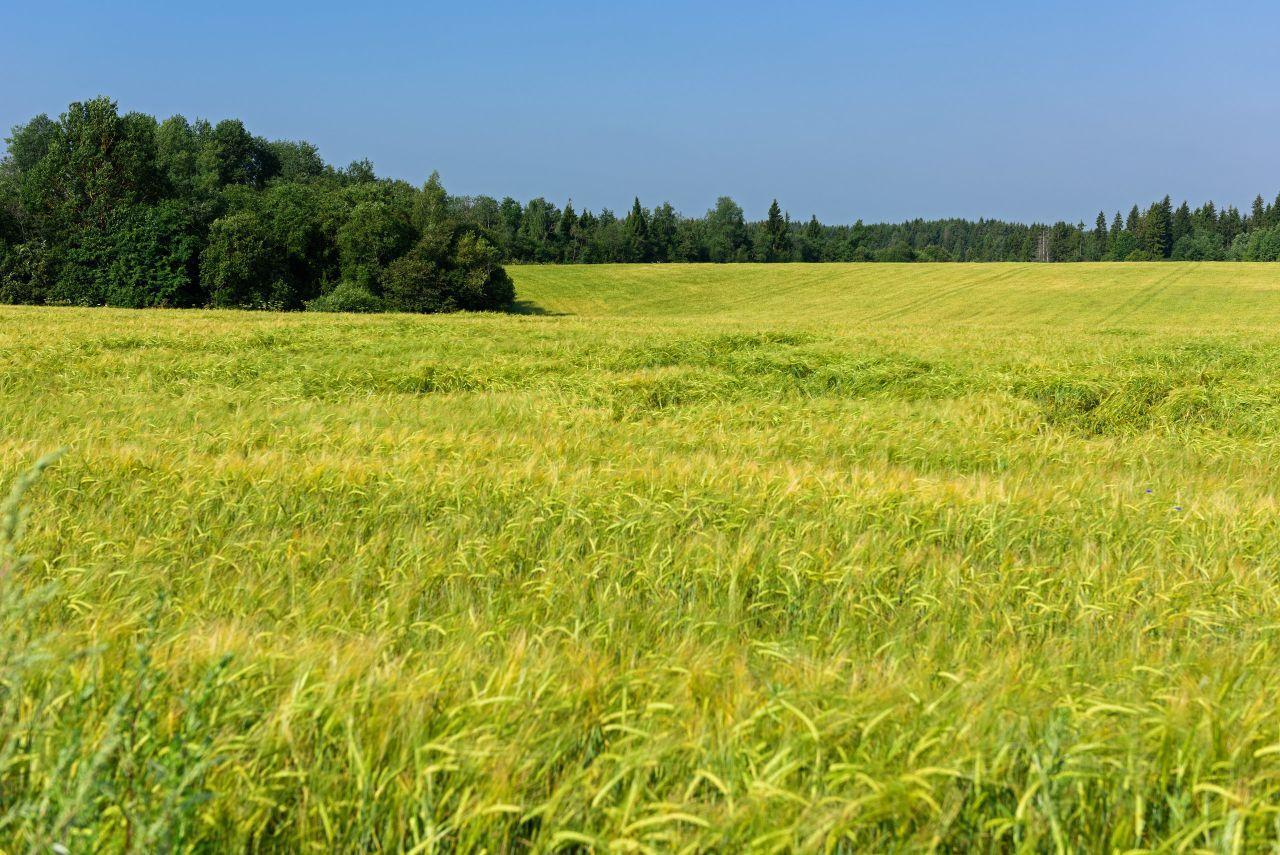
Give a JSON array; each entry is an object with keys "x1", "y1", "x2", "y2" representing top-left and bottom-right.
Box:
[
  {"x1": 2, "y1": 114, "x2": 59, "y2": 176},
  {"x1": 1220, "y1": 205, "x2": 1245, "y2": 245},
  {"x1": 1228, "y1": 226, "x2": 1280, "y2": 261},
  {"x1": 54, "y1": 201, "x2": 201, "y2": 307},
  {"x1": 451, "y1": 232, "x2": 515, "y2": 308},
  {"x1": 413, "y1": 171, "x2": 452, "y2": 233},
  {"x1": 917, "y1": 245, "x2": 952, "y2": 262},
  {"x1": 706, "y1": 197, "x2": 750, "y2": 262},
  {"x1": 1, "y1": 95, "x2": 1276, "y2": 293},
  {"x1": 800, "y1": 215, "x2": 823, "y2": 262},
  {"x1": 337, "y1": 201, "x2": 415, "y2": 291},
  {"x1": 341, "y1": 159, "x2": 377, "y2": 184},
  {"x1": 0, "y1": 239, "x2": 54, "y2": 303},
  {"x1": 0, "y1": 98, "x2": 514, "y2": 312},
  {"x1": 649, "y1": 203, "x2": 678, "y2": 262},
  {"x1": 254, "y1": 182, "x2": 334, "y2": 304},
  {"x1": 1109, "y1": 230, "x2": 1138, "y2": 262},
  {"x1": 475, "y1": 187, "x2": 1280, "y2": 265},
  {"x1": 1172, "y1": 201, "x2": 1192, "y2": 247},
  {"x1": 155, "y1": 116, "x2": 203, "y2": 196},
  {"x1": 305, "y1": 281, "x2": 384, "y2": 313},
  {"x1": 1109, "y1": 213, "x2": 1124, "y2": 257},
  {"x1": 623, "y1": 197, "x2": 651, "y2": 262},
  {"x1": 199, "y1": 119, "x2": 278, "y2": 190},
  {"x1": 201, "y1": 211, "x2": 283, "y2": 308},
  {"x1": 19, "y1": 98, "x2": 163, "y2": 241},
  {"x1": 876, "y1": 241, "x2": 917, "y2": 262},
  {"x1": 382, "y1": 227, "x2": 513, "y2": 313},
  {"x1": 270, "y1": 140, "x2": 327, "y2": 182},
  {"x1": 1171, "y1": 230, "x2": 1225, "y2": 261},
  {"x1": 557, "y1": 201, "x2": 580, "y2": 262},
  {"x1": 1142, "y1": 196, "x2": 1174, "y2": 259},
  {"x1": 1125, "y1": 249, "x2": 1158, "y2": 262},
  {"x1": 759, "y1": 200, "x2": 790, "y2": 262}
]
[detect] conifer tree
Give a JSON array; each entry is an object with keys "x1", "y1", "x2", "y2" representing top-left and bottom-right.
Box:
[
  {"x1": 802, "y1": 215, "x2": 823, "y2": 261},
  {"x1": 1221, "y1": 205, "x2": 1243, "y2": 244},
  {"x1": 1195, "y1": 201, "x2": 1218, "y2": 233},
  {"x1": 1109, "y1": 212, "x2": 1133, "y2": 260},
  {"x1": 763, "y1": 199, "x2": 790, "y2": 262},
  {"x1": 1126, "y1": 205, "x2": 1141, "y2": 234},
  {"x1": 1144, "y1": 196, "x2": 1173, "y2": 258},
  {"x1": 557, "y1": 201, "x2": 579, "y2": 262},
  {"x1": 1172, "y1": 201, "x2": 1192, "y2": 246},
  {"x1": 624, "y1": 197, "x2": 650, "y2": 262}
]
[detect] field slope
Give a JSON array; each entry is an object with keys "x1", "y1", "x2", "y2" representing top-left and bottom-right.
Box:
[
  {"x1": 516, "y1": 261, "x2": 1280, "y2": 326},
  {"x1": 4, "y1": 262, "x2": 1280, "y2": 850}
]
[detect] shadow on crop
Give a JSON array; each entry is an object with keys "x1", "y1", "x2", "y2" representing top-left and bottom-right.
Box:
[{"x1": 506, "y1": 299, "x2": 568, "y2": 317}]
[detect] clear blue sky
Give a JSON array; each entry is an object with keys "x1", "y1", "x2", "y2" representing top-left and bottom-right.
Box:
[{"x1": 3, "y1": 1, "x2": 1277, "y2": 224}]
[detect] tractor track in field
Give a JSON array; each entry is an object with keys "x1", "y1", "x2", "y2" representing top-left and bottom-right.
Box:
[
  {"x1": 1099, "y1": 265, "x2": 1194, "y2": 326},
  {"x1": 860, "y1": 266, "x2": 1026, "y2": 324}
]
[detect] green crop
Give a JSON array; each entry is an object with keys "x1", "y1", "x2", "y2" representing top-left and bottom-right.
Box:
[{"x1": 3, "y1": 262, "x2": 1280, "y2": 851}]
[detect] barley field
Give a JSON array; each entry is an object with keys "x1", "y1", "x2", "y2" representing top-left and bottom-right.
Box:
[{"x1": 4, "y1": 262, "x2": 1280, "y2": 851}]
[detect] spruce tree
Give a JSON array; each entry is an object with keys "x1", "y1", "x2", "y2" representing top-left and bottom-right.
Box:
[
  {"x1": 576, "y1": 209, "x2": 597, "y2": 261},
  {"x1": 763, "y1": 199, "x2": 790, "y2": 262},
  {"x1": 624, "y1": 197, "x2": 650, "y2": 262},
  {"x1": 1221, "y1": 205, "x2": 1243, "y2": 244},
  {"x1": 557, "y1": 201, "x2": 578, "y2": 262},
  {"x1": 803, "y1": 215, "x2": 823, "y2": 261},
  {"x1": 1109, "y1": 212, "x2": 1135, "y2": 260},
  {"x1": 1172, "y1": 201, "x2": 1192, "y2": 246},
  {"x1": 1126, "y1": 205, "x2": 1141, "y2": 234},
  {"x1": 1251, "y1": 194, "x2": 1266, "y2": 229},
  {"x1": 1196, "y1": 201, "x2": 1218, "y2": 233},
  {"x1": 1145, "y1": 197, "x2": 1173, "y2": 258}
]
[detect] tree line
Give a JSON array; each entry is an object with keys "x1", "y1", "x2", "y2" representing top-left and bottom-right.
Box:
[
  {"x1": 466, "y1": 193, "x2": 1280, "y2": 265},
  {"x1": 3, "y1": 98, "x2": 1278, "y2": 313},
  {"x1": 0, "y1": 98, "x2": 513, "y2": 312}
]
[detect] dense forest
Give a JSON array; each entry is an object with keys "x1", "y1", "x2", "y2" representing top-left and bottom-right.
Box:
[
  {"x1": 0, "y1": 99, "x2": 514, "y2": 312},
  {"x1": 474, "y1": 194, "x2": 1280, "y2": 265},
  {"x1": 2, "y1": 99, "x2": 1278, "y2": 312}
]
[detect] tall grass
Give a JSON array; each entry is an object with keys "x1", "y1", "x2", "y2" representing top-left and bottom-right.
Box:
[{"x1": 3, "y1": 263, "x2": 1280, "y2": 850}]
